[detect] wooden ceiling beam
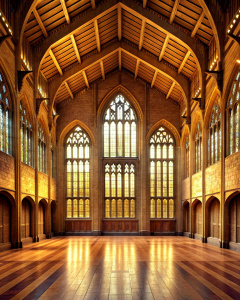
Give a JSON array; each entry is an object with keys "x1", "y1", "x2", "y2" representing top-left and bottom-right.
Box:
[
  {"x1": 65, "y1": 81, "x2": 74, "y2": 99},
  {"x1": 119, "y1": 49, "x2": 122, "y2": 70},
  {"x1": 71, "y1": 35, "x2": 81, "y2": 63},
  {"x1": 118, "y1": 6, "x2": 122, "y2": 41},
  {"x1": 100, "y1": 60, "x2": 105, "y2": 80},
  {"x1": 91, "y1": 0, "x2": 96, "y2": 9},
  {"x1": 139, "y1": 19, "x2": 145, "y2": 50},
  {"x1": 135, "y1": 59, "x2": 140, "y2": 79},
  {"x1": 191, "y1": 10, "x2": 205, "y2": 37},
  {"x1": 82, "y1": 70, "x2": 89, "y2": 88},
  {"x1": 151, "y1": 70, "x2": 158, "y2": 88},
  {"x1": 49, "y1": 41, "x2": 190, "y2": 105},
  {"x1": 94, "y1": 19, "x2": 101, "y2": 52},
  {"x1": 60, "y1": 0, "x2": 70, "y2": 24},
  {"x1": 166, "y1": 82, "x2": 175, "y2": 99},
  {"x1": 178, "y1": 50, "x2": 191, "y2": 74},
  {"x1": 33, "y1": 8, "x2": 48, "y2": 38},
  {"x1": 169, "y1": 0, "x2": 180, "y2": 24},
  {"x1": 159, "y1": 34, "x2": 169, "y2": 61},
  {"x1": 143, "y1": 0, "x2": 147, "y2": 8},
  {"x1": 49, "y1": 49, "x2": 63, "y2": 75}
]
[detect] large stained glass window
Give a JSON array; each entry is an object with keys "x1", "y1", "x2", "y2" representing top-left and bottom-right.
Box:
[
  {"x1": 103, "y1": 94, "x2": 137, "y2": 157},
  {"x1": 208, "y1": 101, "x2": 221, "y2": 165},
  {"x1": 38, "y1": 123, "x2": 47, "y2": 173},
  {"x1": 150, "y1": 127, "x2": 174, "y2": 219},
  {"x1": 103, "y1": 94, "x2": 137, "y2": 218},
  {"x1": 66, "y1": 126, "x2": 90, "y2": 218},
  {"x1": 0, "y1": 70, "x2": 11, "y2": 154},
  {"x1": 195, "y1": 120, "x2": 202, "y2": 173},
  {"x1": 185, "y1": 135, "x2": 190, "y2": 178},
  {"x1": 104, "y1": 163, "x2": 135, "y2": 218},
  {"x1": 20, "y1": 102, "x2": 33, "y2": 166},
  {"x1": 227, "y1": 71, "x2": 240, "y2": 155}
]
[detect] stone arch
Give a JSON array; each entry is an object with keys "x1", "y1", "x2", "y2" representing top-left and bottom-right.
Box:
[
  {"x1": 192, "y1": 199, "x2": 203, "y2": 239},
  {"x1": 146, "y1": 119, "x2": 180, "y2": 147},
  {"x1": 21, "y1": 196, "x2": 35, "y2": 241},
  {"x1": 204, "y1": 86, "x2": 221, "y2": 131},
  {"x1": 38, "y1": 199, "x2": 48, "y2": 238},
  {"x1": 183, "y1": 200, "x2": 190, "y2": 233},
  {"x1": 222, "y1": 64, "x2": 240, "y2": 110},
  {"x1": 206, "y1": 196, "x2": 220, "y2": 240}
]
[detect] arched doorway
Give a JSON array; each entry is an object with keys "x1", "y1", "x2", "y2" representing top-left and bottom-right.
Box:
[
  {"x1": 21, "y1": 198, "x2": 33, "y2": 242},
  {"x1": 193, "y1": 200, "x2": 202, "y2": 240},
  {"x1": 0, "y1": 194, "x2": 11, "y2": 246},
  {"x1": 183, "y1": 201, "x2": 190, "y2": 233},
  {"x1": 228, "y1": 194, "x2": 240, "y2": 251},
  {"x1": 38, "y1": 200, "x2": 45, "y2": 238},
  {"x1": 51, "y1": 201, "x2": 57, "y2": 235},
  {"x1": 207, "y1": 197, "x2": 220, "y2": 246}
]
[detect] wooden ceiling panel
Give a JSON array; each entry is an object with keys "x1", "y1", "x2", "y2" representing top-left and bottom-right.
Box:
[
  {"x1": 138, "y1": 63, "x2": 155, "y2": 83},
  {"x1": 40, "y1": 54, "x2": 59, "y2": 80},
  {"x1": 103, "y1": 52, "x2": 119, "y2": 73},
  {"x1": 55, "y1": 85, "x2": 69, "y2": 102},
  {"x1": 68, "y1": 73, "x2": 86, "y2": 94},
  {"x1": 67, "y1": 0, "x2": 92, "y2": 19},
  {"x1": 147, "y1": 0, "x2": 172, "y2": 19},
  {"x1": 74, "y1": 23, "x2": 97, "y2": 56},
  {"x1": 85, "y1": 63, "x2": 102, "y2": 83},
  {"x1": 122, "y1": 9, "x2": 142, "y2": 45},
  {"x1": 122, "y1": 52, "x2": 137, "y2": 74},
  {"x1": 154, "y1": 73, "x2": 173, "y2": 95},
  {"x1": 98, "y1": 10, "x2": 118, "y2": 45}
]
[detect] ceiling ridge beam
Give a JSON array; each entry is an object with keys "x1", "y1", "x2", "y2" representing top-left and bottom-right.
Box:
[
  {"x1": 94, "y1": 19, "x2": 101, "y2": 52},
  {"x1": 169, "y1": 0, "x2": 180, "y2": 24},
  {"x1": 166, "y1": 82, "x2": 175, "y2": 99},
  {"x1": 33, "y1": 8, "x2": 48, "y2": 38},
  {"x1": 71, "y1": 34, "x2": 81, "y2": 63},
  {"x1": 82, "y1": 70, "x2": 89, "y2": 88},
  {"x1": 191, "y1": 10, "x2": 205, "y2": 38},
  {"x1": 100, "y1": 60, "x2": 105, "y2": 80},
  {"x1": 49, "y1": 49, "x2": 63, "y2": 75},
  {"x1": 118, "y1": 6, "x2": 122, "y2": 41},
  {"x1": 178, "y1": 50, "x2": 191, "y2": 74},
  {"x1": 139, "y1": 19, "x2": 145, "y2": 50},
  {"x1": 60, "y1": 0, "x2": 70, "y2": 24},
  {"x1": 119, "y1": 49, "x2": 122, "y2": 70},
  {"x1": 65, "y1": 81, "x2": 74, "y2": 99},
  {"x1": 159, "y1": 34, "x2": 169, "y2": 61},
  {"x1": 151, "y1": 70, "x2": 158, "y2": 88},
  {"x1": 135, "y1": 59, "x2": 140, "y2": 79},
  {"x1": 91, "y1": 0, "x2": 96, "y2": 9}
]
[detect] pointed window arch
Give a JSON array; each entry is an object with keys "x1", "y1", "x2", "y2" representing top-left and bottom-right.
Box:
[
  {"x1": 208, "y1": 100, "x2": 221, "y2": 165},
  {"x1": 103, "y1": 94, "x2": 137, "y2": 219},
  {"x1": 227, "y1": 70, "x2": 240, "y2": 155},
  {"x1": 38, "y1": 122, "x2": 47, "y2": 173},
  {"x1": 150, "y1": 126, "x2": 175, "y2": 219},
  {"x1": 66, "y1": 126, "x2": 91, "y2": 218},
  {"x1": 195, "y1": 120, "x2": 202, "y2": 173},
  {"x1": 0, "y1": 70, "x2": 12, "y2": 154},
  {"x1": 20, "y1": 101, "x2": 33, "y2": 167},
  {"x1": 185, "y1": 134, "x2": 190, "y2": 178}
]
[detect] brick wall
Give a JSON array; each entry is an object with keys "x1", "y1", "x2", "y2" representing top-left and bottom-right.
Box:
[
  {"x1": 205, "y1": 162, "x2": 221, "y2": 195},
  {"x1": 21, "y1": 163, "x2": 35, "y2": 196},
  {"x1": 38, "y1": 172, "x2": 48, "y2": 199},
  {"x1": 0, "y1": 152, "x2": 15, "y2": 191},
  {"x1": 192, "y1": 172, "x2": 202, "y2": 199}
]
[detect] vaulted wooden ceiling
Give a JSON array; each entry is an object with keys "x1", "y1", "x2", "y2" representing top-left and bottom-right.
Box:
[{"x1": 23, "y1": 0, "x2": 215, "y2": 104}]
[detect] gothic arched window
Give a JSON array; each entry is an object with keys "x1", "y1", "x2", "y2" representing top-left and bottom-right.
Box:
[
  {"x1": 103, "y1": 94, "x2": 137, "y2": 218},
  {"x1": 38, "y1": 123, "x2": 47, "y2": 173},
  {"x1": 0, "y1": 70, "x2": 12, "y2": 154},
  {"x1": 227, "y1": 71, "x2": 240, "y2": 155},
  {"x1": 185, "y1": 135, "x2": 190, "y2": 178},
  {"x1": 208, "y1": 101, "x2": 221, "y2": 165},
  {"x1": 195, "y1": 120, "x2": 202, "y2": 173},
  {"x1": 66, "y1": 126, "x2": 90, "y2": 218},
  {"x1": 150, "y1": 127, "x2": 175, "y2": 219},
  {"x1": 20, "y1": 102, "x2": 33, "y2": 166}
]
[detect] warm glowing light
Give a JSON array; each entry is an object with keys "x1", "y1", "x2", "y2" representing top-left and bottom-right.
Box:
[{"x1": 237, "y1": 60, "x2": 240, "y2": 64}]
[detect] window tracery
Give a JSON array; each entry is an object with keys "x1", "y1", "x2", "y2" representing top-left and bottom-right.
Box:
[
  {"x1": 38, "y1": 123, "x2": 47, "y2": 173},
  {"x1": 195, "y1": 120, "x2": 202, "y2": 173}
]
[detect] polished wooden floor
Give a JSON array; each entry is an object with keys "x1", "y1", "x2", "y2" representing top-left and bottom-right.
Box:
[{"x1": 0, "y1": 237, "x2": 240, "y2": 299}]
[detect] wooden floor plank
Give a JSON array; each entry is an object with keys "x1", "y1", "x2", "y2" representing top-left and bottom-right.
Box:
[{"x1": 0, "y1": 236, "x2": 240, "y2": 299}]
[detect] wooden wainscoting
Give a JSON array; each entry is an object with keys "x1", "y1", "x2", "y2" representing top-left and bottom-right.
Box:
[
  {"x1": 102, "y1": 220, "x2": 138, "y2": 233},
  {"x1": 150, "y1": 219, "x2": 176, "y2": 234},
  {"x1": 65, "y1": 220, "x2": 92, "y2": 232}
]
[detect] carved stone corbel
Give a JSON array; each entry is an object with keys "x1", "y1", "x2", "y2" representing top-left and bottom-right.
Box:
[
  {"x1": 36, "y1": 98, "x2": 49, "y2": 116},
  {"x1": 49, "y1": 114, "x2": 60, "y2": 131},
  {"x1": 18, "y1": 71, "x2": 32, "y2": 91},
  {"x1": 205, "y1": 70, "x2": 223, "y2": 93}
]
